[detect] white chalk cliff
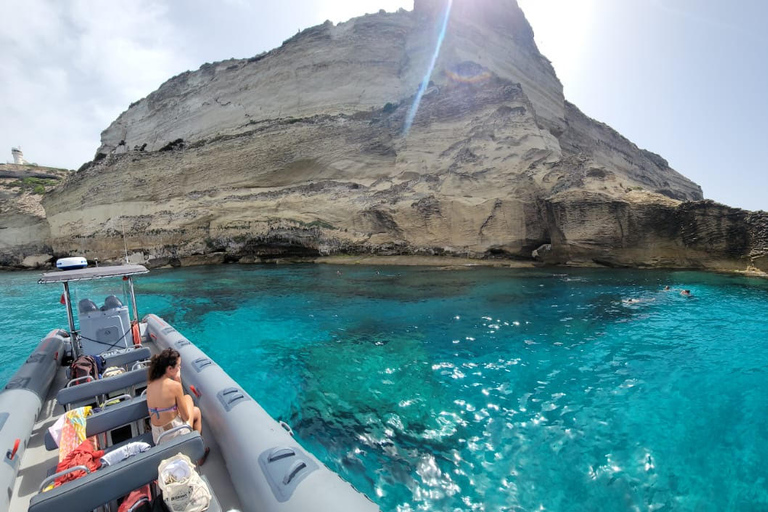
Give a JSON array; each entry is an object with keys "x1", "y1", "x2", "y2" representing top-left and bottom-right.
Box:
[{"x1": 3, "y1": 0, "x2": 766, "y2": 273}]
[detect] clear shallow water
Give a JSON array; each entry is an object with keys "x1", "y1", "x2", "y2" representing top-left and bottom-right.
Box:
[{"x1": 2, "y1": 265, "x2": 768, "y2": 511}]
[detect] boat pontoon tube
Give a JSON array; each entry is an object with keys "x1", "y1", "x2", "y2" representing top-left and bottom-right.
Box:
[
  {"x1": 0, "y1": 330, "x2": 66, "y2": 511},
  {"x1": 144, "y1": 314, "x2": 379, "y2": 512}
]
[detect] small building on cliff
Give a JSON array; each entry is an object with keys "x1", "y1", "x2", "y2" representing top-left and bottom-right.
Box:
[{"x1": 11, "y1": 147, "x2": 27, "y2": 165}]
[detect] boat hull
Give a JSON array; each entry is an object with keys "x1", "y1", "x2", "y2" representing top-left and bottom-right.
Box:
[{"x1": 0, "y1": 330, "x2": 66, "y2": 511}]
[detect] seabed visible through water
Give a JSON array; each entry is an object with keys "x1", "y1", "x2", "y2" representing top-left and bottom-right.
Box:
[{"x1": 2, "y1": 264, "x2": 767, "y2": 511}]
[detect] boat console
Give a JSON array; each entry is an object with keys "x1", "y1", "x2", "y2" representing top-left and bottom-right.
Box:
[{"x1": 78, "y1": 295, "x2": 133, "y2": 355}]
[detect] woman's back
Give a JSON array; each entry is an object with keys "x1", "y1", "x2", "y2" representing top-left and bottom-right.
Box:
[
  {"x1": 145, "y1": 348, "x2": 207, "y2": 463},
  {"x1": 146, "y1": 377, "x2": 180, "y2": 427}
]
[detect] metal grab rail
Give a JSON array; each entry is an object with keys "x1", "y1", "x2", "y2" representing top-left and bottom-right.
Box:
[
  {"x1": 99, "y1": 393, "x2": 132, "y2": 409},
  {"x1": 131, "y1": 360, "x2": 150, "y2": 371},
  {"x1": 156, "y1": 424, "x2": 193, "y2": 445},
  {"x1": 126, "y1": 496, "x2": 151, "y2": 512},
  {"x1": 38, "y1": 465, "x2": 91, "y2": 492},
  {"x1": 66, "y1": 376, "x2": 94, "y2": 388}
]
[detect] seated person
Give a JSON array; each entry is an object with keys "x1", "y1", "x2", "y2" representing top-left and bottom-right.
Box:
[{"x1": 146, "y1": 348, "x2": 209, "y2": 464}]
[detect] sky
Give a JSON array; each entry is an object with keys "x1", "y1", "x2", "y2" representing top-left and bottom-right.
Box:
[{"x1": 1, "y1": 0, "x2": 765, "y2": 211}]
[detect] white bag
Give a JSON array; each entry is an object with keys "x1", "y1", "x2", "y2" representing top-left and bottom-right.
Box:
[
  {"x1": 157, "y1": 453, "x2": 211, "y2": 512},
  {"x1": 102, "y1": 366, "x2": 126, "y2": 378}
]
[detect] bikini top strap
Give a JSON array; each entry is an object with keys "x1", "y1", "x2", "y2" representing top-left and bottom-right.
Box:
[{"x1": 148, "y1": 404, "x2": 178, "y2": 418}]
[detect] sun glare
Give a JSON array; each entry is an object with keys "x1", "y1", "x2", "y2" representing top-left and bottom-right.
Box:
[{"x1": 516, "y1": 0, "x2": 596, "y2": 89}]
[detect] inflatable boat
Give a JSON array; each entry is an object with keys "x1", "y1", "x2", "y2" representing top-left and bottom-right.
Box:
[{"x1": 1, "y1": 264, "x2": 379, "y2": 512}]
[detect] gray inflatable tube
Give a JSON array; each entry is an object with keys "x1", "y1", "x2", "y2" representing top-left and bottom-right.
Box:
[
  {"x1": 0, "y1": 330, "x2": 66, "y2": 511},
  {"x1": 144, "y1": 314, "x2": 379, "y2": 512}
]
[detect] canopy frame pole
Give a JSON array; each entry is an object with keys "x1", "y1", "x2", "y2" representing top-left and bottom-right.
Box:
[
  {"x1": 126, "y1": 276, "x2": 140, "y2": 324},
  {"x1": 62, "y1": 282, "x2": 80, "y2": 358}
]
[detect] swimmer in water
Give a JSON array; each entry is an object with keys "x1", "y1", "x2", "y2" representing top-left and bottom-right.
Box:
[
  {"x1": 681, "y1": 289, "x2": 692, "y2": 297},
  {"x1": 623, "y1": 297, "x2": 655, "y2": 305}
]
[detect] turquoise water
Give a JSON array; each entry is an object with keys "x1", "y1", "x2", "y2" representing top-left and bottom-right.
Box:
[{"x1": 2, "y1": 265, "x2": 768, "y2": 511}]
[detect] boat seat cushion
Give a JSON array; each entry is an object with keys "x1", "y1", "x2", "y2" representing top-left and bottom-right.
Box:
[
  {"x1": 46, "y1": 395, "x2": 152, "y2": 450},
  {"x1": 86, "y1": 396, "x2": 149, "y2": 438},
  {"x1": 102, "y1": 346, "x2": 151, "y2": 369},
  {"x1": 57, "y1": 367, "x2": 147, "y2": 408},
  {"x1": 29, "y1": 432, "x2": 205, "y2": 512}
]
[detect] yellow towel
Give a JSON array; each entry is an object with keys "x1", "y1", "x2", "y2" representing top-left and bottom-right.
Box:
[{"x1": 58, "y1": 406, "x2": 93, "y2": 463}]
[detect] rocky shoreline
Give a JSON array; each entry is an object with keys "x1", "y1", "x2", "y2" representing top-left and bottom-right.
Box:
[
  {"x1": 2, "y1": 0, "x2": 765, "y2": 277},
  {"x1": 3, "y1": 253, "x2": 766, "y2": 282}
]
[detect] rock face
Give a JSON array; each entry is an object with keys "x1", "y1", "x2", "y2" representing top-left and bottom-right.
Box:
[
  {"x1": 0, "y1": 165, "x2": 69, "y2": 268},
  {"x1": 543, "y1": 193, "x2": 768, "y2": 272},
  {"x1": 2, "y1": 0, "x2": 766, "y2": 273}
]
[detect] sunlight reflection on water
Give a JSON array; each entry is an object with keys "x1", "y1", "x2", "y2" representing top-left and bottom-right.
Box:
[{"x1": 2, "y1": 266, "x2": 768, "y2": 511}]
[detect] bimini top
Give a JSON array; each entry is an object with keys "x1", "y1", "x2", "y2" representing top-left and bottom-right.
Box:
[{"x1": 38, "y1": 264, "x2": 149, "y2": 284}]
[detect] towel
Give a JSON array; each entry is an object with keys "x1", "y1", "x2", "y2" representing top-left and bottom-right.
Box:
[
  {"x1": 101, "y1": 441, "x2": 151, "y2": 467},
  {"x1": 58, "y1": 406, "x2": 95, "y2": 462},
  {"x1": 53, "y1": 439, "x2": 104, "y2": 487}
]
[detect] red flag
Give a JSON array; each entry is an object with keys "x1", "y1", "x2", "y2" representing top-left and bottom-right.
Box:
[{"x1": 60, "y1": 293, "x2": 66, "y2": 305}]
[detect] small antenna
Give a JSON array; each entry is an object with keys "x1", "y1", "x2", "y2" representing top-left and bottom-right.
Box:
[{"x1": 121, "y1": 218, "x2": 128, "y2": 263}]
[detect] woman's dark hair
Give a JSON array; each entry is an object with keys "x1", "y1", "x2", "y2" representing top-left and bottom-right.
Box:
[{"x1": 148, "y1": 348, "x2": 180, "y2": 381}]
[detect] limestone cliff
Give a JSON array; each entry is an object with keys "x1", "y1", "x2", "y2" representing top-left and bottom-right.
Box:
[
  {"x1": 2, "y1": 0, "x2": 766, "y2": 274},
  {"x1": 0, "y1": 164, "x2": 69, "y2": 268}
]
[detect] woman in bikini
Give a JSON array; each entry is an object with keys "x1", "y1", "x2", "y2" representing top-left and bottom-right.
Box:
[{"x1": 146, "y1": 348, "x2": 209, "y2": 463}]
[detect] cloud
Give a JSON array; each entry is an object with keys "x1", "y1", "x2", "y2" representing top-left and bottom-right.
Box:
[
  {"x1": 0, "y1": 0, "x2": 415, "y2": 170},
  {"x1": 0, "y1": 0, "x2": 193, "y2": 169}
]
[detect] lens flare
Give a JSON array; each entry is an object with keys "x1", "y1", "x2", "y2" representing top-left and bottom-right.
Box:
[
  {"x1": 403, "y1": 0, "x2": 454, "y2": 136},
  {"x1": 445, "y1": 61, "x2": 492, "y2": 84}
]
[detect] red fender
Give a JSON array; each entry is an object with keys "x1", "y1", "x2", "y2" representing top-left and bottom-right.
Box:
[{"x1": 131, "y1": 322, "x2": 142, "y2": 346}]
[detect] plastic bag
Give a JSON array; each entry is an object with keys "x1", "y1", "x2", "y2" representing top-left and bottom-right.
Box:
[{"x1": 157, "y1": 453, "x2": 211, "y2": 512}]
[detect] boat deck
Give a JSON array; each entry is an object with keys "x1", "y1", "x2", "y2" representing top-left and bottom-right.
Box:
[{"x1": 9, "y1": 354, "x2": 244, "y2": 512}]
